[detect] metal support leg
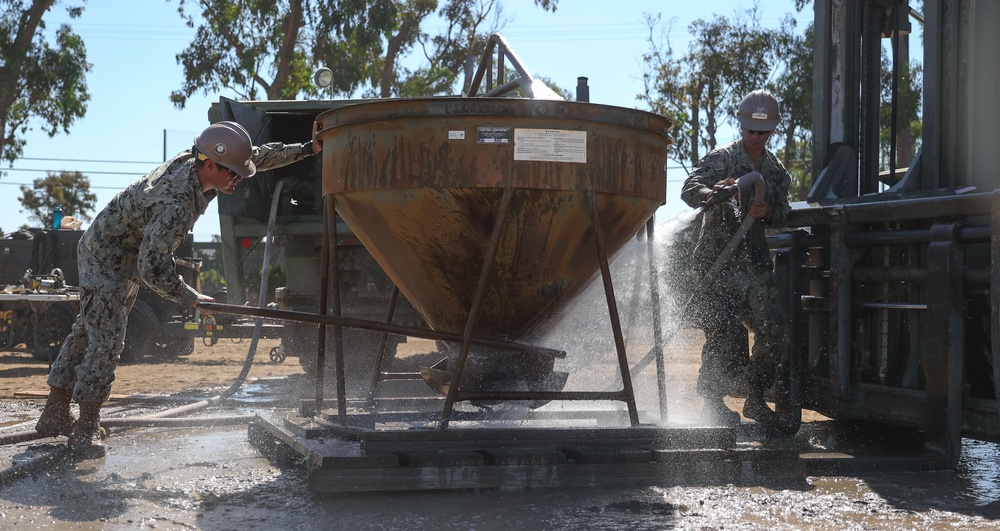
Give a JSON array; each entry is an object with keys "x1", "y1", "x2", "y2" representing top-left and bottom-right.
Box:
[
  {"x1": 773, "y1": 230, "x2": 804, "y2": 430},
  {"x1": 330, "y1": 200, "x2": 347, "y2": 423},
  {"x1": 441, "y1": 188, "x2": 513, "y2": 428},
  {"x1": 830, "y1": 206, "x2": 853, "y2": 401},
  {"x1": 924, "y1": 222, "x2": 964, "y2": 466},
  {"x1": 317, "y1": 194, "x2": 347, "y2": 424},
  {"x1": 591, "y1": 192, "x2": 640, "y2": 426},
  {"x1": 366, "y1": 286, "x2": 400, "y2": 406},
  {"x1": 314, "y1": 195, "x2": 330, "y2": 417},
  {"x1": 992, "y1": 192, "x2": 1000, "y2": 410}
]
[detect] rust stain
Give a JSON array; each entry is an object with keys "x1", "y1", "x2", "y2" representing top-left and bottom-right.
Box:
[{"x1": 321, "y1": 98, "x2": 670, "y2": 340}]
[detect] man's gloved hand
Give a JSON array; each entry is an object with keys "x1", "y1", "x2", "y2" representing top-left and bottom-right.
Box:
[
  {"x1": 195, "y1": 292, "x2": 216, "y2": 317},
  {"x1": 749, "y1": 199, "x2": 772, "y2": 219},
  {"x1": 311, "y1": 121, "x2": 323, "y2": 153},
  {"x1": 702, "y1": 178, "x2": 737, "y2": 207}
]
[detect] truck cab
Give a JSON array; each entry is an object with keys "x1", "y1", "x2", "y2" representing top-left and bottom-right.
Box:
[{"x1": 208, "y1": 97, "x2": 420, "y2": 387}]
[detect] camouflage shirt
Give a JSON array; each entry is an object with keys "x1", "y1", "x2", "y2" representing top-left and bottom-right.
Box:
[
  {"x1": 679, "y1": 139, "x2": 792, "y2": 273},
  {"x1": 80, "y1": 141, "x2": 314, "y2": 307}
]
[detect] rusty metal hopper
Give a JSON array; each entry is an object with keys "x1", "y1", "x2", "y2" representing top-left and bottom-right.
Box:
[{"x1": 318, "y1": 97, "x2": 670, "y2": 342}]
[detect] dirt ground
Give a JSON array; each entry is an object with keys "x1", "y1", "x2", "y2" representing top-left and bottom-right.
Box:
[
  {"x1": 0, "y1": 337, "x2": 306, "y2": 399},
  {"x1": 0, "y1": 324, "x2": 998, "y2": 531},
  {"x1": 0, "y1": 332, "x2": 998, "y2": 530},
  {"x1": 0, "y1": 328, "x2": 820, "y2": 424}
]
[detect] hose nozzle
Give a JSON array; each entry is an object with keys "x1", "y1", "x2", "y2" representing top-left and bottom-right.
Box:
[{"x1": 699, "y1": 171, "x2": 763, "y2": 209}]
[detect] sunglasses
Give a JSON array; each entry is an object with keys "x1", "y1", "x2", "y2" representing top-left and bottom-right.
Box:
[
  {"x1": 218, "y1": 163, "x2": 240, "y2": 179},
  {"x1": 744, "y1": 129, "x2": 773, "y2": 136}
]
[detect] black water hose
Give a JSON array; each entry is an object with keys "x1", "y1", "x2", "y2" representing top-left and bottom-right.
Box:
[
  {"x1": 0, "y1": 180, "x2": 286, "y2": 452},
  {"x1": 625, "y1": 171, "x2": 765, "y2": 380}
]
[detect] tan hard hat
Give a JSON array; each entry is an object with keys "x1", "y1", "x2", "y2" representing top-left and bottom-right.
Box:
[
  {"x1": 194, "y1": 121, "x2": 256, "y2": 179},
  {"x1": 736, "y1": 89, "x2": 780, "y2": 131}
]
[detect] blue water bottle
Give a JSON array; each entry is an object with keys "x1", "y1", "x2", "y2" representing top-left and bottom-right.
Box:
[{"x1": 52, "y1": 205, "x2": 63, "y2": 230}]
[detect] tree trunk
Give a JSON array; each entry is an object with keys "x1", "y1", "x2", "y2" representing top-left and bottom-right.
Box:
[
  {"x1": 268, "y1": 0, "x2": 305, "y2": 99},
  {"x1": 380, "y1": 16, "x2": 421, "y2": 98},
  {"x1": 895, "y1": 37, "x2": 913, "y2": 168},
  {"x1": 0, "y1": 0, "x2": 56, "y2": 161},
  {"x1": 689, "y1": 100, "x2": 701, "y2": 165}
]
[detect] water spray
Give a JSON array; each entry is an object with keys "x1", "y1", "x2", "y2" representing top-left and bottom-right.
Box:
[{"x1": 628, "y1": 171, "x2": 765, "y2": 382}]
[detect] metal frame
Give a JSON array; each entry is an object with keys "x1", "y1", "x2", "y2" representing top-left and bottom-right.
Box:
[
  {"x1": 436, "y1": 189, "x2": 641, "y2": 428},
  {"x1": 780, "y1": 192, "x2": 997, "y2": 465},
  {"x1": 208, "y1": 188, "x2": 648, "y2": 429},
  {"x1": 467, "y1": 32, "x2": 538, "y2": 98}
]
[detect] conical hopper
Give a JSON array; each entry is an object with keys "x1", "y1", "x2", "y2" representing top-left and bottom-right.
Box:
[{"x1": 318, "y1": 98, "x2": 671, "y2": 342}]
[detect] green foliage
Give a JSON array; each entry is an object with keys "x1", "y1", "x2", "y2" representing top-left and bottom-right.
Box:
[
  {"x1": 879, "y1": 49, "x2": 922, "y2": 173},
  {"x1": 18, "y1": 170, "x2": 97, "y2": 227},
  {"x1": 389, "y1": 0, "x2": 499, "y2": 98},
  {"x1": 0, "y1": 0, "x2": 91, "y2": 166},
  {"x1": 170, "y1": 0, "x2": 321, "y2": 107},
  {"x1": 199, "y1": 268, "x2": 226, "y2": 295},
  {"x1": 774, "y1": 138, "x2": 812, "y2": 200},
  {"x1": 771, "y1": 23, "x2": 814, "y2": 199},
  {"x1": 640, "y1": 6, "x2": 797, "y2": 170},
  {"x1": 168, "y1": 0, "x2": 559, "y2": 106},
  {"x1": 642, "y1": 2, "x2": 923, "y2": 197},
  {"x1": 244, "y1": 263, "x2": 285, "y2": 304},
  {"x1": 368, "y1": 0, "x2": 437, "y2": 98}
]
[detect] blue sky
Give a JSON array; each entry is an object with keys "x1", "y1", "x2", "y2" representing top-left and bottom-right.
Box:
[{"x1": 3, "y1": 0, "x2": 812, "y2": 240}]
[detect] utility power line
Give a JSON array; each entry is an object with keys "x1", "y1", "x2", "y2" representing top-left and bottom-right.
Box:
[
  {"x1": 3, "y1": 168, "x2": 143, "y2": 177},
  {"x1": 0, "y1": 181, "x2": 128, "y2": 191},
  {"x1": 20, "y1": 157, "x2": 160, "y2": 165}
]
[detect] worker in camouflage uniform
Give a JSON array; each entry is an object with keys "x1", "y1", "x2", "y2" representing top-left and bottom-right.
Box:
[
  {"x1": 35, "y1": 120, "x2": 322, "y2": 458},
  {"x1": 680, "y1": 89, "x2": 791, "y2": 427}
]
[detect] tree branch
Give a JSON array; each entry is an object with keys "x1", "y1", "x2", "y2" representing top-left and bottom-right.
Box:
[
  {"x1": 0, "y1": 0, "x2": 57, "y2": 161},
  {"x1": 270, "y1": 0, "x2": 305, "y2": 98}
]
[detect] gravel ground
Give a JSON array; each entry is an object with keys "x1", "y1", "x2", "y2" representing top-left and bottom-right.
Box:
[
  {"x1": 1, "y1": 337, "x2": 998, "y2": 529},
  {"x1": 1, "y1": 390, "x2": 999, "y2": 530}
]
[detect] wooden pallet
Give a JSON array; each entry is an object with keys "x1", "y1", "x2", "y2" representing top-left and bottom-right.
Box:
[{"x1": 249, "y1": 409, "x2": 805, "y2": 493}]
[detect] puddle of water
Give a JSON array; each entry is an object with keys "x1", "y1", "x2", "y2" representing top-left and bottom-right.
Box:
[
  {"x1": 958, "y1": 438, "x2": 1000, "y2": 506},
  {"x1": 2, "y1": 408, "x2": 999, "y2": 529}
]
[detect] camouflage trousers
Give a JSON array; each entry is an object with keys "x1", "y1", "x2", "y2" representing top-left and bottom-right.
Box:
[
  {"x1": 47, "y1": 244, "x2": 139, "y2": 403},
  {"x1": 693, "y1": 264, "x2": 784, "y2": 399}
]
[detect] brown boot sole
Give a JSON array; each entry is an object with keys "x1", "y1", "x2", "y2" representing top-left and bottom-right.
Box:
[
  {"x1": 68, "y1": 440, "x2": 106, "y2": 459},
  {"x1": 68, "y1": 426, "x2": 108, "y2": 459}
]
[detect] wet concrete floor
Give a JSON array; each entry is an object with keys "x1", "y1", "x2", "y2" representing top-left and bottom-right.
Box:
[{"x1": 1, "y1": 384, "x2": 999, "y2": 530}]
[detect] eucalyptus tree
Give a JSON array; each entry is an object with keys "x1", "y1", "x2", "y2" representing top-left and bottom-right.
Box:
[
  {"x1": 640, "y1": 5, "x2": 796, "y2": 172},
  {"x1": 0, "y1": 0, "x2": 90, "y2": 168},
  {"x1": 18, "y1": 170, "x2": 97, "y2": 228},
  {"x1": 169, "y1": 0, "x2": 558, "y2": 108}
]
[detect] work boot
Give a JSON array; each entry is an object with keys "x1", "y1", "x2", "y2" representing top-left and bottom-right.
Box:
[
  {"x1": 742, "y1": 392, "x2": 778, "y2": 425},
  {"x1": 35, "y1": 386, "x2": 76, "y2": 437},
  {"x1": 68, "y1": 401, "x2": 106, "y2": 459},
  {"x1": 701, "y1": 396, "x2": 741, "y2": 427}
]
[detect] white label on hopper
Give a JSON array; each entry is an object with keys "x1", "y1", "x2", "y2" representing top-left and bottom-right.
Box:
[
  {"x1": 448, "y1": 130, "x2": 465, "y2": 140},
  {"x1": 477, "y1": 127, "x2": 510, "y2": 144},
  {"x1": 513, "y1": 129, "x2": 586, "y2": 163}
]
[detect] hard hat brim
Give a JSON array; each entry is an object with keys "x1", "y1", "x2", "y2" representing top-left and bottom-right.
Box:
[
  {"x1": 738, "y1": 116, "x2": 779, "y2": 131},
  {"x1": 220, "y1": 160, "x2": 256, "y2": 179}
]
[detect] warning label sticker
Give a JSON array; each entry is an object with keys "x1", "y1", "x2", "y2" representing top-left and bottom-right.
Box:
[
  {"x1": 477, "y1": 126, "x2": 510, "y2": 144},
  {"x1": 513, "y1": 129, "x2": 587, "y2": 163}
]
